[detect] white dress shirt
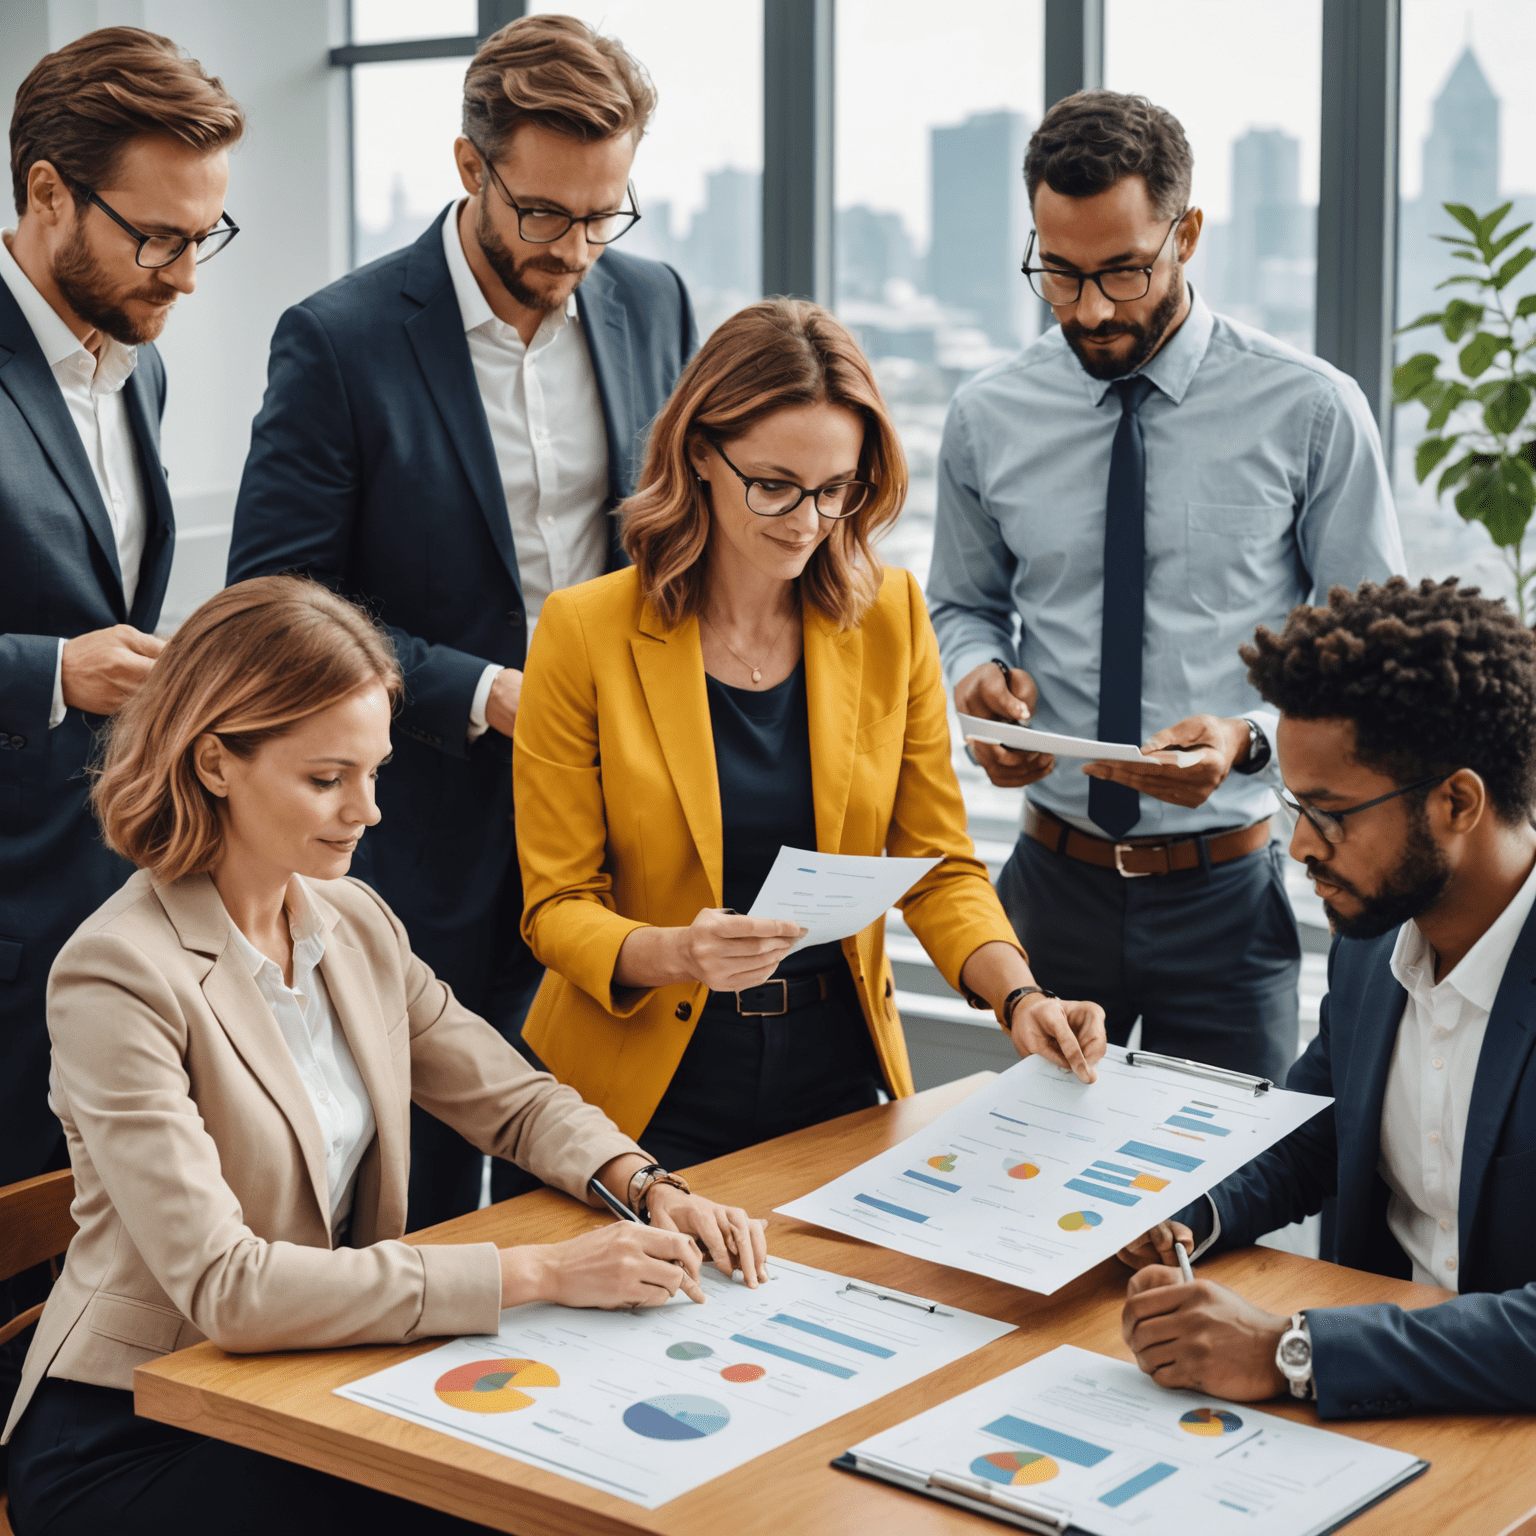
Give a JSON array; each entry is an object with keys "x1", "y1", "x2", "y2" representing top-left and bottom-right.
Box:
[
  {"x1": 0, "y1": 230, "x2": 149, "y2": 730},
  {"x1": 1377, "y1": 854, "x2": 1536, "y2": 1289},
  {"x1": 441, "y1": 202, "x2": 610, "y2": 737},
  {"x1": 226, "y1": 878, "x2": 377, "y2": 1239}
]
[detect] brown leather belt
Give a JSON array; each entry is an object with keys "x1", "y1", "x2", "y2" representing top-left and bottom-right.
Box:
[{"x1": 1025, "y1": 804, "x2": 1272, "y2": 878}]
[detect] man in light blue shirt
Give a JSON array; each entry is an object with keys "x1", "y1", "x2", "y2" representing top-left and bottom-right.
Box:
[{"x1": 929, "y1": 90, "x2": 1404, "y2": 1081}]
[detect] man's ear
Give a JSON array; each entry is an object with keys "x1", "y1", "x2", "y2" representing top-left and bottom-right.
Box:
[
  {"x1": 452, "y1": 136, "x2": 484, "y2": 199},
  {"x1": 1176, "y1": 206, "x2": 1204, "y2": 263},
  {"x1": 1442, "y1": 767, "x2": 1487, "y2": 835},
  {"x1": 192, "y1": 733, "x2": 231, "y2": 798},
  {"x1": 25, "y1": 160, "x2": 74, "y2": 227}
]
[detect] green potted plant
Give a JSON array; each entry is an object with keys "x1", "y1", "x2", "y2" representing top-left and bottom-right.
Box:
[{"x1": 1395, "y1": 201, "x2": 1536, "y2": 619}]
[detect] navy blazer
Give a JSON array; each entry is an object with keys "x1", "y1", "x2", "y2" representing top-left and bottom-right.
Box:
[
  {"x1": 227, "y1": 208, "x2": 696, "y2": 1000},
  {"x1": 1180, "y1": 910, "x2": 1536, "y2": 1418},
  {"x1": 0, "y1": 280, "x2": 175, "y2": 1182}
]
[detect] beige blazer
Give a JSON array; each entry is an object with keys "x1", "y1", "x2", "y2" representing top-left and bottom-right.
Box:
[{"x1": 2, "y1": 869, "x2": 640, "y2": 1442}]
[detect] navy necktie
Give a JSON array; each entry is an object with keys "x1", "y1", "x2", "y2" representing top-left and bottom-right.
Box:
[{"x1": 1089, "y1": 375, "x2": 1156, "y2": 839}]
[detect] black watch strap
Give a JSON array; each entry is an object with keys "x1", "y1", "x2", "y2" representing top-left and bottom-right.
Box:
[
  {"x1": 1000, "y1": 984, "x2": 1057, "y2": 1032},
  {"x1": 1231, "y1": 717, "x2": 1272, "y2": 776}
]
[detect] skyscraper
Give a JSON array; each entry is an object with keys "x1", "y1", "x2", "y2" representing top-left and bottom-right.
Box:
[
  {"x1": 684, "y1": 167, "x2": 761, "y2": 298},
  {"x1": 1421, "y1": 46, "x2": 1499, "y2": 214},
  {"x1": 928, "y1": 110, "x2": 1032, "y2": 349}
]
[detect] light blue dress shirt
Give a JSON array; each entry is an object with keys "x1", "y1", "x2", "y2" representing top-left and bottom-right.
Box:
[{"x1": 928, "y1": 289, "x2": 1405, "y2": 838}]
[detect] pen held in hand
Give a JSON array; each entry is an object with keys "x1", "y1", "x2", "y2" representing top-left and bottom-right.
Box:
[{"x1": 1174, "y1": 1239, "x2": 1194, "y2": 1285}]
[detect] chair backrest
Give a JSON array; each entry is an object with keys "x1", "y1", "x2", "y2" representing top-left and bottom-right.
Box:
[{"x1": 0, "y1": 1169, "x2": 76, "y2": 1287}]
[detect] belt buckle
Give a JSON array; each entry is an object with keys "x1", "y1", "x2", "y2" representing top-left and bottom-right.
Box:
[
  {"x1": 737, "y1": 979, "x2": 789, "y2": 1016},
  {"x1": 1113, "y1": 842, "x2": 1154, "y2": 879}
]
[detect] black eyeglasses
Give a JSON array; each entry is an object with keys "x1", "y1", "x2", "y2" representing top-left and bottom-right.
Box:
[
  {"x1": 71, "y1": 183, "x2": 238, "y2": 269},
  {"x1": 1021, "y1": 210, "x2": 1186, "y2": 306},
  {"x1": 705, "y1": 437, "x2": 875, "y2": 520},
  {"x1": 1280, "y1": 772, "x2": 1452, "y2": 846},
  {"x1": 477, "y1": 154, "x2": 641, "y2": 246}
]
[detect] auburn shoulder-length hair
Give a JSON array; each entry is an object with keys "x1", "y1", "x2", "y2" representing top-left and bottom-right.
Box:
[
  {"x1": 94, "y1": 577, "x2": 401, "y2": 884},
  {"x1": 622, "y1": 298, "x2": 908, "y2": 630}
]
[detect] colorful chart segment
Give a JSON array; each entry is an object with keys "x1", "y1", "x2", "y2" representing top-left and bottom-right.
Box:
[
  {"x1": 623, "y1": 1394, "x2": 731, "y2": 1441},
  {"x1": 971, "y1": 1450, "x2": 1059, "y2": 1487},
  {"x1": 434, "y1": 1358, "x2": 558, "y2": 1414},
  {"x1": 1180, "y1": 1407, "x2": 1244, "y2": 1437},
  {"x1": 720, "y1": 1363, "x2": 766, "y2": 1383},
  {"x1": 666, "y1": 1341, "x2": 714, "y2": 1361},
  {"x1": 1057, "y1": 1210, "x2": 1103, "y2": 1231},
  {"x1": 1003, "y1": 1159, "x2": 1039, "y2": 1179}
]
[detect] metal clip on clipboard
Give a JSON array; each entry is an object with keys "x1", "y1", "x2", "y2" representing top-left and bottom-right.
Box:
[
  {"x1": 847, "y1": 1453, "x2": 1071, "y2": 1533},
  {"x1": 1124, "y1": 1048, "x2": 1273, "y2": 1096}
]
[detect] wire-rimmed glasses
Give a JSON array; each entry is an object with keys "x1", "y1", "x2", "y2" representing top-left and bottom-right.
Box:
[
  {"x1": 71, "y1": 184, "x2": 238, "y2": 268},
  {"x1": 1279, "y1": 772, "x2": 1452, "y2": 845},
  {"x1": 706, "y1": 436, "x2": 875, "y2": 520},
  {"x1": 1021, "y1": 210, "x2": 1187, "y2": 306}
]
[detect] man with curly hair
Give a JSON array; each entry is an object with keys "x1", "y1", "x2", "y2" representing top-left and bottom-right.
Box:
[{"x1": 1118, "y1": 576, "x2": 1536, "y2": 1417}]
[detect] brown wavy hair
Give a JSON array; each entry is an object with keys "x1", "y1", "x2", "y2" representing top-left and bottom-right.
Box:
[
  {"x1": 621, "y1": 298, "x2": 908, "y2": 630},
  {"x1": 93, "y1": 577, "x2": 401, "y2": 883}
]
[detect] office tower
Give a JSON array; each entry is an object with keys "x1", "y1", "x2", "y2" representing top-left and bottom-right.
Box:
[
  {"x1": 929, "y1": 110, "x2": 1032, "y2": 349},
  {"x1": 837, "y1": 205, "x2": 917, "y2": 303},
  {"x1": 683, "y1": 166, "x2": 762, "y2": 297},
  {"x1": 1421, "y1": 46, "x2": 1499, "y2": 214}
]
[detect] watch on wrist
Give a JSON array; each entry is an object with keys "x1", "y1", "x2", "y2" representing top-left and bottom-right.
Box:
[
  {"x1": 626, "y1": 1163, "x2": 691, "y2": 1224},
  {"x1": 1000, "y1": 984, "x2": 1057, "y2": 1033},
  {"x1": 1230, "y1": 717, "x2": 1272, "y2": 776},
  {"x1": 1276, "y1": 1311, "x2": 1314, "y2": 1400}
]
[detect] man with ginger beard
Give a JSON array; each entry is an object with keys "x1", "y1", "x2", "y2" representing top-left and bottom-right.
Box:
[
  {"x1": 229, "y1": 15, "x2": 695, "y2": 1225},
  {"x1": 928, "y1": 90, "x2": 1403, "y2": 1083}
]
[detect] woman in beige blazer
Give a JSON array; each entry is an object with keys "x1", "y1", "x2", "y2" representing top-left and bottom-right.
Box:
[{"x1": 4, "y1": 577, "x2": 765, "y2": 1536}]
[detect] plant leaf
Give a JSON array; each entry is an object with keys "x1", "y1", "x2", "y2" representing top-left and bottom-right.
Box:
[
  {"x1": 1485, "y1": 381, "x2": 1534, "y2": 436},
  {"x1": 1441, "y1": 298, "x2": 1485, "y2": 340},
  {"x1": 1517, "y1": 294, "x2": 1536, "y2": 320},
  {"x1": 1460, "y1": 331, "x2": 1505, "y2": 377},
  {"x1": 1425, "y1": 381, "x2": 1472, "y2": 430},
  {"x1": 1393, "y1": 352, "x2": 1440, "y2": 402},
  {"x1": 1437, "y1": 453, "x2": 1478, "y2": 496},
  {"x1": 1489, "y1": 222, "x2": 1534, "y2": 260},
  {"x1": 1493, "y1": 247, "x2": 1536, "y2": 290},
  {"x1": 1397, "y1": 310, "x2": 1446, "y2": 334},
  {"x1": 1455, "y1": 455, "x2": 1536, "y2": 546},
  {"x1": 1444, "y1": 202, "x2": 1485, "y2": 239},
  {"x1": 1436, "y1": 274, "x2": 1487, "y2": 288},
  {"x1": 1472, "y1": 379, "x2": 1508, "y2": 401},
  {"x1": 1416, "y1": 434, "x2": 1459, "y2": 483},
  {"x1": 1432, "y1": 233, "x2": 1480, "y2": 247},
  {"x1": 1481, "y1": 202, "x2": 1516, "y2": 240},
  {"x1": 1449, "y1": 250, "x2": 1483, "y2": 263}
]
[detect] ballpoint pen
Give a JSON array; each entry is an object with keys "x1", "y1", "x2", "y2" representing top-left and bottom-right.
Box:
[{"x1": 1174, "y1": 1239, "x2": 1194, "y2": 1284}]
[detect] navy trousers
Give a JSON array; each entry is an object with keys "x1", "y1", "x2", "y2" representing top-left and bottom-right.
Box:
[
  {"x1": 998, "y1": 829, "x2": 1301, "y2": 1085},
  {"x1": 7, "y1": 1379, "x2": 491, "y2": 1534}
]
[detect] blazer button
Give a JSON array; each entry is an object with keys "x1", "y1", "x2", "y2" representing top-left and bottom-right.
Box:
[
  {"x1": 675, "y1": 1001, "x2": 692, "y2": 1021},
  {"x1": 507, "y1": 610, "x2": 525, "y2": 630},
  {"x1": 884, "y1": 977, "x2": 893, "y2": 998},
  {"x1": 10, "y1": 735, "x2": 24, "y2": 749}
]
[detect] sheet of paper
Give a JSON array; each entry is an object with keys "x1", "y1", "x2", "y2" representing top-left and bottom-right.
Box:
[
  {"x1": 335, "y1": 1255, "x2": 1013, "y2": 1510},
  {"x1": 747, "y1": 846, "x2": 941, "y2": 952},
  {"x1": 777, "y1": 1047, "x2": 1331, "y2": 1294},
  {"x1": 846, "y1": 1345, "x2": 1425, "y2": 1536},
  {"x1": 957, "y1": 714, "x2": 1203, "y2": 768}
]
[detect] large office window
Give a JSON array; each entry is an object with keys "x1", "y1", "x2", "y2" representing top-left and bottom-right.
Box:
[
  {"x1": 529, "y1": 0, "x2": 764, "y2": 335},
  {"x1": 1105, "y1": 0, "x2": 1323, "y2": 355},
  {"x1": 1394, "y1": 1, "x2": 1536, "y2": 600}
]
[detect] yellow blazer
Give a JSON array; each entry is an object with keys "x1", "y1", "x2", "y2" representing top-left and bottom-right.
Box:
[{"x1": 514, "y1": 564, "x2": 1021, "y2": 1140}]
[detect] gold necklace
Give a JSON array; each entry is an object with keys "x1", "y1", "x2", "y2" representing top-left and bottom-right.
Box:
[{"x1": 702, "y1": 604, "x2": 798, "y2": 686}]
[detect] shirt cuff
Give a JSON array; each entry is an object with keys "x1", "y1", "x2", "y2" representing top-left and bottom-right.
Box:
[
  {"x1": 467, "y1": 662, "x2": 501, "y2": 742},
  {"x1": 945, "y1": 642, "x2": 1013, "y2": 696},
  {"x1": 49, "y1": 638, "x2": 66, "y2": 729},
  {"x1": 1189, "y1": 1195, "x2": 1222, "y2": 1261}
]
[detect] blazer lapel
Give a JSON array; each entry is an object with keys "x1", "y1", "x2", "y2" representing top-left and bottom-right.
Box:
[
  {"x1": 1458, "y1": 908, "x2": 1536, "y2": 1234},
  {"x1": 804, "y1": 607, "x2": 862, "y2": 854},
  {"x1": 401, "y1": 210, "x2": 524, "y2": 598},
  {"x1": 122, "y1": 357, "x2": 175, "y2": 629},
  {"x1": 631, "y1": 603, "x2": 722, "y2": 902},
  {"x1": 0, "y1": 284, "x2": 125, "y2": 612},
  {"x1": 157, "y1": 875, "x2": 332, "y2": 1226},
  {"x1": 575, "y1": 271, "x2": 637, "y2": 506}
]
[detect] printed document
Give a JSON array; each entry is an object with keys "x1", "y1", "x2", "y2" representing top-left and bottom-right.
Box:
[
  {"x1": 777, "y1": 1047, "x2": 1330, "y2": 1294},
  {"x1": 842, "y1": 1345, "x2": 1426, "y2": 1536},
  {"x1": 747, "y1": 846, "x2": 941, "y2": 952},
  {"x1": 957, "y1": 714, "x2": 1203, "y2": 767},
  {"x1": 336, "y1": 1255, "x2": 1012, "y2": 1509}
]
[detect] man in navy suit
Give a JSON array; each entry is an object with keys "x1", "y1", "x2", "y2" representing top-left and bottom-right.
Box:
[
  {"x1": 1119, "y1": 576, "x2": 1536, "y2": 1417},
  {"x1": 228, "y1": 15, "x2": 696, "y2": 1225},
  {"x1": 0, "y1": 28, "x2": 243, "y2": 1189}
]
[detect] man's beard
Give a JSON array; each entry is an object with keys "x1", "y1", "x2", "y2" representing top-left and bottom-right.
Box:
[
  {"x1": 1308, "y1": 804, "x2": 1451, "y2": 941},
  {"x1": 475, "y1": 199, "x2": 588, "y2": 313},
  {"x1": 52, "y1": 222, "x2": 170, "y2": 346},
  {"x1": 1062, "y1": 265, "x2": 1185, "y2": 381}
]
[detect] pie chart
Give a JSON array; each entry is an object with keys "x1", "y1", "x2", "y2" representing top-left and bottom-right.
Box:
[
  {"x1": 720, "y1": 1362, "x2": 766, "y2": 1383},
  {"x1": 623, "y1": 1394, "x2": 731, "y2": 1441},
  {"x1": 1057, "y1": 1210, "x2": 1104, "y2": 1231},
  {"x1": 1003, "y1": 1158, "x2": 1040, "y2": 1180},
  {"x1": 1180, "y1": 1407, "x2": 1244, "y2": 1437},
  {"x1": 971, "y1": 1450, "x2": 1060, "y2": 1486},
  {"x1": 928, "y1": 1153, "x2": 958, "y2": 1172},
  {"x1": 666, "y1": 1341, "x2": 715, "y2": 1361},
  {"x1": 434, "y1": 1358, "x2": 559, "y2": 1413}
]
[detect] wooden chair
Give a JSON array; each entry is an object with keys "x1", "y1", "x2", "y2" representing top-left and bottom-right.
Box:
[{"x1": 0, "y1": 1169, "x2": 77, "y2": 1536}]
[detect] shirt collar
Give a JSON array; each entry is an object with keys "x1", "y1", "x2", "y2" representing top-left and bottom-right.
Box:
[
  {"x1": 0, "y1": 228, "x2": 139, "y2": 391},
  {"x1": 1077, "y1": 284, "x2": 1215, "y2": 409},
  {"x1": 440, "y1": 199, "x2": 577, "y2": 341},
  {"x1": 226, "y1": 876, "x2": 328, "y2": 989},
  {"x1": 1389, "y1": 852, "x2": 1536, "y2": 1018}
]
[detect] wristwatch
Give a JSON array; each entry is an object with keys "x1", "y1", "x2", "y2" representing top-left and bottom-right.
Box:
[
  {"x1": 1230, "y1": 717, "x2": 1272, "y2": 776},
  {"x1": 626, "y1": 1163, "x2": 691, "y2": 1224},
  {"x1": 1276, "y1": 1311, "x2": 1314, "y2": 1399}
]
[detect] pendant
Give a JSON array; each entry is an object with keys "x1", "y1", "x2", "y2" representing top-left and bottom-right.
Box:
[{"x1": 751, "y1": 668, "x2": 762, "y2": 683}]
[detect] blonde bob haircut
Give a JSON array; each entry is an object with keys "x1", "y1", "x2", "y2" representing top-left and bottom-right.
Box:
[
  {"x1": 621, "y1": 298, "x2": 908, "y2": 631},
  {"x1": 93, "y1": 577, "x2": 402, "y2": 884}
]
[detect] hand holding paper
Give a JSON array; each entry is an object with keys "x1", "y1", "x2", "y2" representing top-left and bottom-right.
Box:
[
  {"x1": 747, "y1": 847, "x2": 942, "y2": 952},
  {"x1": 958, "y1": 714, "x2": 1203, "y2": 768},
  {"x1": 1081, "y1": 712, "x2": 1257, "y2": 810}
]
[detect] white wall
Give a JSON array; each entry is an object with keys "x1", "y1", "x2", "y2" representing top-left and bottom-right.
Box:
[{"x1": 2, "y1": 0, "x2": 351, "y2": 625}]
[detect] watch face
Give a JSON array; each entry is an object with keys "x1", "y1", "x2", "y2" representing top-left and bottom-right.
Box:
[{"x1": 1279, "y1": 1335, "x2": 1311, "y2": 1369}]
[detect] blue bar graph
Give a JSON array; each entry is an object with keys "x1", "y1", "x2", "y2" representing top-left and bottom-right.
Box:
[
  {"x1": 983, "y1": 1415, "x2": 1112, "y2": 1468},
  {"x1": 1100, "y1": 1462, "x2": 1178, "y2": 1507},
  {"x1": 731, "y1": 1333, "x2": 856, "y2": 1379},
  {"x1": 1167, "y1": 1115, "x2": 1229, "y2": 1137},
  {"x1": 1065, "y1": 1177, "x2": 1140, "y2": 1207},
  {"x1": 989, "y1": 1110, "x2": 1030, "y2": 1128},
  {"x1": 769, "y1": 1314, "x2": 895, "y2": 1359},
  {"x1": 1119, "y1": 1139, "x2": 1203, "y2": 1173},
  {"x1": 1178, "y1": 1106, "x2": 1216, "y2": 1118},
  {"x1": 1077, "y1": 1168, "x2": 1134, "y2": 1187},
  {"x1": 903, "y1": 1169, "x2": 960, "y2": 1192},
  {"x1": 1093, "y1": 1161, "x2": 1141, "y2": 1178}
]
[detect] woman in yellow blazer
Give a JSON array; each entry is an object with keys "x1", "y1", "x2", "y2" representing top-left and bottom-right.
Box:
[
  {"x1": 4, "y1": 578, "x2": 763, "y2": 1536},
  {"x1": 515, "y1": 299, "x2": 1106, "y2": 1169}
]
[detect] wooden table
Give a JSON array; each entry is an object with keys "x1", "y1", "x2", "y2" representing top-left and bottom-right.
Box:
[{"x1": 136, "y1": 1075, "x2": 1536, "y2": 1535}]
